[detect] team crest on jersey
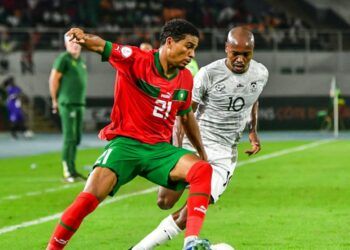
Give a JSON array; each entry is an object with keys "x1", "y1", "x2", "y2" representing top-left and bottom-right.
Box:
[
  {"x1": 214, "y1": 83, "x2": 225, "y2": 92},
  {"x1": 250, "y1": 82, "x2": 258, "y2": 92},
  {"x1": 121, "y1": 46, "x2": 132, "y2": 58}
]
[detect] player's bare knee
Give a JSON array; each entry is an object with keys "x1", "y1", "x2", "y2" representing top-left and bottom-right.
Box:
[
  {"x1": 157, "y1": 188, "x2": 181, "y2": 209},
  {"x1": 157, "y1": 197, "x2": 175, "y2": 210}
]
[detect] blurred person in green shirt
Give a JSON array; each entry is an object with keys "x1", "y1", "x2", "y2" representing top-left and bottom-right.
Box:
[{"x1": 49, "y1": 34, "x2": 88, "y2": 183}]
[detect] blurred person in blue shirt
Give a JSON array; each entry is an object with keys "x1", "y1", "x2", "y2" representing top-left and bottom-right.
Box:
[{"x1": 3, "y1": 76, "x2": 33, "y2": 139}]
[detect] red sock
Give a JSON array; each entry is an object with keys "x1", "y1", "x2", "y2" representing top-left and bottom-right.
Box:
[
  {"x1": 47, "y1": 192, "x2": 99, "y2": 250},
  {"x1": 185, "y1": 161, "x2": 212, "y2": 237}
]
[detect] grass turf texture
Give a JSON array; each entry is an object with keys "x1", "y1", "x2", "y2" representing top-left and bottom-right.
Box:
[{"x1": 0, "y1": 140, "x2": 349, "y2": 249}]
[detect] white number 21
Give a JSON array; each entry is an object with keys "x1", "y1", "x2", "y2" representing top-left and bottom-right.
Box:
[{"x1": 153, "y1": 99, "x2": 172, "y2": 119}]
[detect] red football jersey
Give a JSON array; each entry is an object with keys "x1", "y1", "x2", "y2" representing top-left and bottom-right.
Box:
[{"x1": 98, "y1": 41, "x2": 193, "y2": 144}]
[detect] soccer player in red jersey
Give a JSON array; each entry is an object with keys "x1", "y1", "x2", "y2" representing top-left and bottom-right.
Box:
[{"x1": 46, "y1": 19, "x2": 213, "y2": 250}]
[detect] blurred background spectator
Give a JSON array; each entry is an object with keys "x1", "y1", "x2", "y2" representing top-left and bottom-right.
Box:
[
  {"x1": 2, "y1": 76, "x2": 33, "y2": 138},
  {"x1": 0, "y1": 29, "x2": 15, "y2": 74}
]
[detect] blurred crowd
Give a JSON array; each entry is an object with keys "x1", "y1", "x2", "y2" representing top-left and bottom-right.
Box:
[
  {"x1": 0, "y1": 0, "x2": 312, "y2": 56},
  {"x1": 0, "y1": 0, "x2": 307, "y2": 34}
]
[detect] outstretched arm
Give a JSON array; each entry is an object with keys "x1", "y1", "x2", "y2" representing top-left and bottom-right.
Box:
[
  {"x1": 66, "y1": 28, "x2": 106, "y2": 54},
  {"x1": 245, "y1": 101, "x2": 261, "y2": 156}
]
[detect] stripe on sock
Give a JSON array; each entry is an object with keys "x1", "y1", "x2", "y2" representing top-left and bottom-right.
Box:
[{"x1": 59, "y1": 220, "x2": 77, "y2": 232}]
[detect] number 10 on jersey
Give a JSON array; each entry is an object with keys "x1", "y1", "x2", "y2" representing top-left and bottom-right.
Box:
[{"x1": 153, "y1": 99, "x2": 172, "y2": 119}]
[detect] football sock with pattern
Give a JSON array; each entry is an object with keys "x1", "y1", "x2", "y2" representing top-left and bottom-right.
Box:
[
  {"x1": 185, "y1": 161, "x2": 212, "y2": 237},
  {"x1": 47, "y1": 192, "x2": 99, "y2": 250}
]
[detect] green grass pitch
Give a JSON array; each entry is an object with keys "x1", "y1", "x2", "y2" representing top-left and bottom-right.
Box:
[{"x1": 0, "y1": 140, "x2": 349, "y2": 249}]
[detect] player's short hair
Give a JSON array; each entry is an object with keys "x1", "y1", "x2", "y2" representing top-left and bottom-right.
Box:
[{"x1": 159, "y1": 19, "x2": 199, "y2": 45}]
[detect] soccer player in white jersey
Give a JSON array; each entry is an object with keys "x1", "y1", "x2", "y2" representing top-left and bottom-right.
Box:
[{"x1": 131, "y1": 27, "x2": 269, "y2": 250}]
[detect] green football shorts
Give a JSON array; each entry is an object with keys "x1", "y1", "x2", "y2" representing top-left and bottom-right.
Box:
[{"x1": 93, "y1": 136, "x2": 194, "y2": 196}]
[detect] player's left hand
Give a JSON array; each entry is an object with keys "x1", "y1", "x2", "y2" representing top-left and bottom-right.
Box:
[
  {"x1": 245, "y1": 131, "x2": 261, "y2": 156},
  {"x1": 66, "y1": 28, "x2": 86, "y2": 44}
]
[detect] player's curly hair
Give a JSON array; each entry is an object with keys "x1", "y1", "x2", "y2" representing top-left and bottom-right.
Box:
[{"x1": 159, "y1": 19, "x2": 199, "y2": 45}]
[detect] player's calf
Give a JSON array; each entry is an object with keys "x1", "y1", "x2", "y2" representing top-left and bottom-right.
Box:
[
  {"x1": 172, "y1": 204, "x2": 188, "y2": 230},
  {"x1": 47, "y1": 167, "x2": 117, "y2": 249},
  {"x1": 185, "y1": 160, "x2": 212, "y2": 238},
  {"x1": 157, "y1": 187, "x2": 184, "y2": 210},
  {"x1": 46, "y1": 192, "x2": 99, "y2": 250}
]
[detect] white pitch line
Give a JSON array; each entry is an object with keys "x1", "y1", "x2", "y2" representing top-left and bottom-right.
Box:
[
  {"x1": 0, "y1": 139, "x2": 334, "y2": 236},
  {"x1": 0, "y1": 183, "x2": 83, "y2": 202},
  {"x1": 237, "y1": 139, "x2": 334, "y2": 167},
  {"x1": 0, "y1": 187, "x2": 158, "y2": 235}
]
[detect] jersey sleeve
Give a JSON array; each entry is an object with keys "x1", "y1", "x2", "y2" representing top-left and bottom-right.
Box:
[
  {"x1": 52, "y1": 53, "x2": 67, "y2": 73},
  {"x1": 101, "y1": 41, "x2": 137, "y2": 72},
  {"x1": 192, "y1": 67, "x2": 209, "y2": 104}
]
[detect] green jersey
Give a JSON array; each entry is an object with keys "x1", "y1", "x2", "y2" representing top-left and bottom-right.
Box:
[{"x1": 53, "y1": 52, "x2": 88, "y2": 105}]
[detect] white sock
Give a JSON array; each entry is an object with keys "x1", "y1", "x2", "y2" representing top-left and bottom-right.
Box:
[{"x1": 132, "y1": 215, "x2": 182, "y2": 250}]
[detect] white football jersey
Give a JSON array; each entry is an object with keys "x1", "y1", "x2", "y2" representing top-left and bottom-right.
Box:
[{"x1": 191, "y1": 58, "x2": 268, "y2": 147}]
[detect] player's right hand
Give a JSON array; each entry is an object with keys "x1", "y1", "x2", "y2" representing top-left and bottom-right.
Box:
[
  {"x1": 245, "y1": 142, "x2": 261, "y2": 156},
  {"x1": 52, "y1": 100, "x2": 58, "y2": 114},
  {"x1": 245, "y1": 131, "x2": 261, "y2": 156}
]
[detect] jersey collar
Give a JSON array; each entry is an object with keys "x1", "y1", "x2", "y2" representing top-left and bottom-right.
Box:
[{"x1": 154, "y1": 51, "x2": 178, "y2": 80}]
